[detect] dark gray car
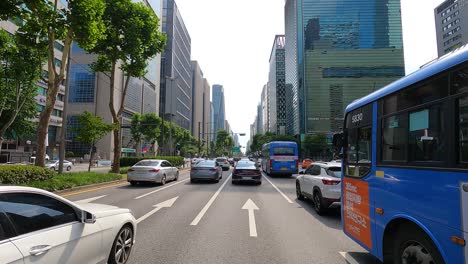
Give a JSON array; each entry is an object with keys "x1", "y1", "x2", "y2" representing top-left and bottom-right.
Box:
[{"x1": 190, "y1": 160, "x2": 223, "y2": 183}]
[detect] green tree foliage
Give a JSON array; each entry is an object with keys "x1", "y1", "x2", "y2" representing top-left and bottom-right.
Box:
[
  {"x1": 214, "y1": 130, "x2": 235, "y2": 156},
  {"x1": 302, "y1": 133, "x2": 328, "y2": 157},
  {"x1": 0, "y1": 30, "x2": 40, "y2": 153},
  {"x1": 90, "y1": 0, "x2": 166, "y2": 173},
  {"x1": 75, "y1": 111, "x2": 116, "y2": 171},
  {"x1": 0, "y1": 0, "x2": 107, "y2": 167},
  {"x1": 140, "y1": 113, "x2": 161, "y2": 155},
  {"x1": 249, "y1": 133, "x2": 298, "y2": 154}
]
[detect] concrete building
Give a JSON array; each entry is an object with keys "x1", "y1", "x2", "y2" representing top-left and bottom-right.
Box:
[
  {"x1": 0, "y1": 10, "x2": 67, "y2": 162},
  {"x1": 67, "y1": 0, "x2": 162, "y2": 159},
  {"x1": 160, "y1": 0, "x2": 192, "y2": 131},
  {"x1": 261, "y1": 85, "x2": 269, "y2": 133},
  {"x1": 285, "y1": 0, "x2": 405, "y2": 136},
  {"x1": 269, "y1": 35, "x2": 286, "y2": 135},
  {"x1": 256, "y1": 103, "x2": 263, "y2": 135},
  {"x1": 212, "y1": 84, "x2": 226, "y2": 138},
  {"x1": 435, "y1": 0, "x2": 467, "y2": 57},
  {"x1": 210, "y1": 102, "x2": 215, "y2": 142},
  {"x1": 191, "y1": 61, "x2": 211, "y2": 145}
]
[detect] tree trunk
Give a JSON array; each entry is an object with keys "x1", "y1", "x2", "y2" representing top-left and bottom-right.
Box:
[
  {"x1": 112, "y1": 129, "x2": 121, "y2": 173},
  {"x1": 88, "y1": 143, "x2": 95, "y2": 172},
  {"x1": 136, "y1": 139, "x2": 142, "y2": 156},
  {"x1": 108, "y1": 62, "x2": 121, "y2": 173}
]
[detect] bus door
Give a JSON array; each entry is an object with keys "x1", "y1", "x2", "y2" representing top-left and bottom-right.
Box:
[{"x1": 342, "y1": 104, "x2": 374, "y2": 251}]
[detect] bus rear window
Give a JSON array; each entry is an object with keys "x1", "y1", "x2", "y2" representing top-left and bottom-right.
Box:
[{"x1": 273, "y1": 147, "x2": 295, "y2": 156}]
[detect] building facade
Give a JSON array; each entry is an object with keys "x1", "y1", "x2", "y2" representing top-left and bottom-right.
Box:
[
  {"x1": 256, "y1": 103, "x2": 263, "y2": 135},
  {"x1": 285, "y1": 0, "x2": 405, "y2": 136},
  {"x1": 0, "y1": 14, "x2": 67, "y2": 162},
  {"x1": 269, "y1": 35, "x2": 286, "y2": 134},
  {"x1": 435, "y1": 0, "x2": 467, "y2": 57},
  {"x1": 67, "y1": 0, "x2": 162, "y2": 159},
  {"x1": 191, "y1": 61, "x2": 211, "y2": 145},
  {"x1": 160, "y1": 0, "x2": 192, "y2": 131},
  {"x1": 212, "y1": 84, "x2": 226, "y2": 137},
  {"x1": 261, "y1": 84, "x2": 269, "y2": 133}
]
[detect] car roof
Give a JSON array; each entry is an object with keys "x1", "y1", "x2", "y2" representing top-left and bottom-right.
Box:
[
  {"x1": 311, "y1": 161, "x2": 342, "y2": 168},
  {"x1": 136, "y1": 159, "x2": 164, "y2": 162}
]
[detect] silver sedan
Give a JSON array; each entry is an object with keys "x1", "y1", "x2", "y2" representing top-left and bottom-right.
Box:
[
  {"x1": 127, "y1": 159, "x2": 179, "y2": 186},
  {"x1": 190, "y1": 160, "x2": 222, "y2": 183}
]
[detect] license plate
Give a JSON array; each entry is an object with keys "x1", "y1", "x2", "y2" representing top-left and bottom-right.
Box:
[
  {"x1": 281, "y1": 167, "x2": 287, "y2": 171},
  {"x1": 243, "y1": 176, "x2": 252, "y2": 180}
]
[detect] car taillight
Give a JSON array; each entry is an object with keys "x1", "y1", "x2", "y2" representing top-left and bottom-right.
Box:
[
  {"x1": 210, "y1": 168, "x2": 218, "y2": 172},
  {"x1": 322, "y1": 179, "x2": 340, "y2": 185},
  {"x1": 233, "y1": 169, "x2": 239, "y2": 174},
  {"x1": 150, "y1": 169, "x2": 160, "y2": 173},
  {"x1": 270, "y1": 160, "x2": 273, "y2": 168}
]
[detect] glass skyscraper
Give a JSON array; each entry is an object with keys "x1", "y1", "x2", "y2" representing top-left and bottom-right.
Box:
[{"x1": 285, "y1": 0, "x2": 405, "y2": 135}]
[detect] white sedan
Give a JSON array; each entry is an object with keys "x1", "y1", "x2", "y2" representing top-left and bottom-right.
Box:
[
  {"x1": 44, "y1": 160, "x2": 73, "y2": 171},
  {"x1": 295, "y1": 161, "x2": 342, "y2": 215},
  {"x1": 127, "y1": 159, "x2": 179, "y2": 186},
  {"x1": 0, "y1": 186, "x2": 137, "y2": 264}
]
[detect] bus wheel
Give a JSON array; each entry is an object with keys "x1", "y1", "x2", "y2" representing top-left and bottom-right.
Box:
[{"x1": 391, "y1": 225, "x2": 445, "y2": 264}]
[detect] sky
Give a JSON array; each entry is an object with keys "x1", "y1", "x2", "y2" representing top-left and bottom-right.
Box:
[{"x1": 175, "y1": 0, "x2": 445, "y2": 149}]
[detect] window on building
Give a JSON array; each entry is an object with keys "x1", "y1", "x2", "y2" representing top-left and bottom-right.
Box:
[
  {"x1": 56, "y1": 94, "x2": 64, "y2": 101},
  {"x1": 54, "y1": 41, "x2": 64, "y2": 52},
  {"x1": 37, "y1": 86, "x2": 47, "y2": 96},
  {"x1": 69, "y1": 64, "x2": 95, "y2": 103},
  {"x1": 54, "y1": 58, "x2": 62, "y2": 68}
]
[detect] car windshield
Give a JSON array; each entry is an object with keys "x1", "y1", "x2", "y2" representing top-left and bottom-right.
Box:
[
  {"x1": 326, "y1": 167, "x2": 342, "y2": 178},
  {"x1": 216, "y1": 158, "x2": 226, "y2": 162},
  {"x1": 134, "y1": 161, "x2": 159, "y2": 167},
  {"x1": 46, "y1": 160, "x2": 58, "y2": 164}
]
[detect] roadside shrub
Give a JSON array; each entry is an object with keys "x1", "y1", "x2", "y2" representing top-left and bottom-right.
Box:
[
  {"x1": 120, "y1": 156, "x2": 184, "y2": 167},
  {"x1": 0, "y1": 165, "x2": 56, "y2": 184},
  {"x1": 23, "y1": 172, "x2": 122, "y2": 192}
]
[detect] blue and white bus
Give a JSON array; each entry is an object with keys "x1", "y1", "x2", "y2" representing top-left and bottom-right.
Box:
[
  {"x1": 261, "y1": 141, "x2": 298, "y2": 176},
  {"x1": 335, "y1": 45, "x2": 468, "y2": 264}
]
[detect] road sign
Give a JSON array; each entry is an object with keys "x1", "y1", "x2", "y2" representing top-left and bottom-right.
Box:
[{"x1": 232, "y1": 147, "x2": 240, "y2": 152}]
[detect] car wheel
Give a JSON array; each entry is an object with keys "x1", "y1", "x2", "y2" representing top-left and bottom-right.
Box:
[
  {"x1": 256, "y1": 181, "x2": 262, "y2": 185},
  {"x1": 160, "y1": 175, "x2": 166, "y2": 185},
  {"x1": 296, "y1": 182, "x2": 305, "y2": 201},
  {"x1": 174, "y1": 172, "x2": 179, "y2": 181},
  {"x1": 129, "y1": 181, "x2": 137, "y2": 186},
  {"x1": 108, "y1": 225, "x2": 134, "y2": 264},
  {"x1": 390, "y1": 224, "x2": 445, "y2": 264},
  {"x1": 214, "y1": 178, "x2": 220, "y2": 183},
  {"x1": 313, "y1": 191, "x2": 326, "y2": 215},
  {"x1": 50, "y1": 167, "x2": 55, "y2": 171},
  {"x1": 66, "y1": 166, "x2": 72, "y2": 171},
  {"x1": 190, "y1": 179, "x2": 196, "y2": 184}
]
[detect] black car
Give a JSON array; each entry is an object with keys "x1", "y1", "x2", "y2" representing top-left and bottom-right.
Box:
[{"x1": 232, "y1": 160, "x2": 262, "y2": 185}]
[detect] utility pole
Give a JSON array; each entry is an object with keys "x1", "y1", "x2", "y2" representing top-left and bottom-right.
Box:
[
  {"x1": 58, "y1": 43, "x2": 72, "y2": 173},
  {"x1": 198, "y1": 122, "x2": 201, "y2": 157}
]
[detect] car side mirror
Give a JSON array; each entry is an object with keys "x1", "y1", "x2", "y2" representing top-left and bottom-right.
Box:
[{"x1": 82, "y1": 211, "x2": 96, "y2": 224}]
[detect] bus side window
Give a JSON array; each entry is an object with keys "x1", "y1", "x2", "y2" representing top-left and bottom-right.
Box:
[
  {"x1": 459, "y1": 97, "x2": 468, "y2": 163},
  {"x1": 346, "y1": 126, "x2": 372, "y2": 178}
]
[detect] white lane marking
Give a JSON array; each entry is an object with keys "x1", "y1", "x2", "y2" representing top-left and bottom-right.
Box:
[
  {"x1": 262, "y1": 175, "x2": 293, "y2": 204},
  {"x1": 339, "y1": 252, "x2": 360, "y2": 264},
  {"x1": 190, "y1": 174, "x2": 232, "y2": 226},
  {"x1": 242, "y1": 199, "x2": 259, "y2": 237},
  {"x1": 134, "y1": 178, "x2": 189, "y2": 200},
  {"x1": 74, "y1": 195, "x2": 107, "y2": 204},
  {"x1": 136, "y1": 196, "x2": 178, "y2": 224}
]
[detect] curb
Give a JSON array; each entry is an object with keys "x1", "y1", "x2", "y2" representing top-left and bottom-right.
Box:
[
  {"x1": 54, "y1": 179, "x2": 127, "y2": 195},
  {"x1": 55, "y1": 167, "x2": 190, "y2": 196}
]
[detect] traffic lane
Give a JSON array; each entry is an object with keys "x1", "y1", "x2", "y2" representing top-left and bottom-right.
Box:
[
  {"x1": 127, "y1": 170, "x2": 234, "y2": 264},
  {"x1": 264, "y1": 174, "x2": 381, "y2": 264}
]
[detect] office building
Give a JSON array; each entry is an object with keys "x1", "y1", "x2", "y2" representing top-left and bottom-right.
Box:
[
  {"x1": 269, "y1": 35, "x2": 286, "y2": 135},
  {"x1": 210, "y1": 102, "x2": 215, "y2": 142},
  {"x1": 0, "y1": 11, "x2": 67, "y2": 162},
  {"x1": 261, "y1": 84, "x2": 269, "y2": 133},
  {"x1": 225, "y1": 120, "x2": 231, "y2": 135},
  {"x1": 67, "y1": 0, "x2": 162, "y2": 159},
  {"x1": 285, "y1": 0, "x2": 405, "y2": 135},
  {"x1": 256, "y1": 103, "x2": 263, "y2": 135},
  {"x1": 435, "y1": 0, "x2": 467, "y2": 57},
  {"x1": 212, "y1": 84, "x2": 226, "y2": 137},
  {"x1": 191, "y1": 61, "x2": 211, "y2": 144},
  {"x1": 160, "y1": 0, "x2": 192, "y2": 131}
]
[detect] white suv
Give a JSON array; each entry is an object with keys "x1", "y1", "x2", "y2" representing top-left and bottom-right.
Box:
[
  {"x1": 295, "y1": 161, "x2": 342, "y2": 215},
  {"x1": 215, "y1": 157, "x2": 230, "y2": 171}
]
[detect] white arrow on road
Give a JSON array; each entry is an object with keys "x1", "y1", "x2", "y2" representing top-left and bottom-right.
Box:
[
  {"x1": 242, "y1": 199, "x2": 259, "y2": 237},
  {"x1": 74, "y1": 195, "x2": 107, "y2": 204},
  {"x1": 137, "y1": 196, "x2": 178, "y2": 224}
]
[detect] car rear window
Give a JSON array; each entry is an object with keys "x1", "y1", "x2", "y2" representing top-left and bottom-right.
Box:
[
  {"x1": 236, "y1": 162, "x2": 255, "y2": 168},
  {"x1": 326, "y1": 167, "x2": 342, "y2": 178},
  {"x1": 272, "y1": 147, "x2": 295, "y2": 156},
  {"x1": 196, "y1": 161, "x2": 215, "y2": 167},
  {"x1": 135, "y1": 161, "x2": 160, "y2": 167},
  {"x1": 216, "y1": 158, "x2": 226, "y2": 162}
]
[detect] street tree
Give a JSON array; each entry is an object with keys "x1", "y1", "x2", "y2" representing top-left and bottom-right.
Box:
[
  {"x1": 75, "y1": 111, "x2": 116, "y2": 172},
  {"x1": 303, "y1": 133, "x2": 328, "y2": 158},
  {"x1": 140, "y1": 113, "x2": 161, "y2": 156},
  {"x1": 130, "y1": 113, "x2": 143, "y2": 156},
  {"x1": 90, "y1": 0, "x2": 166, "y2": 173},
  {"x1": 0, "y1": 30, "x2": 40, "y2": 153},
  {"x1": 0, "y1": 0, "x2": 107, "y2": 167}
]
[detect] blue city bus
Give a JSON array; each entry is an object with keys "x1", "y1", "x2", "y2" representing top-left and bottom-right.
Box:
[
  {"x1": 335, "y1": 45, "x2": 468, "y2": 264},
  {"x1": 261, "y1": 141, "x2": 299, "y2": 176}
]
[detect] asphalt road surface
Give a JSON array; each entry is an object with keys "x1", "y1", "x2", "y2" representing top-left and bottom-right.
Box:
[{"x1": 65, "y1": 168, "x2": 381, "y2": 264}]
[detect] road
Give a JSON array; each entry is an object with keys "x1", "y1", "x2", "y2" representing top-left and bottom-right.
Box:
[{"x1": 64, "y1": 168, "x2": 381, "y2": 264}]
